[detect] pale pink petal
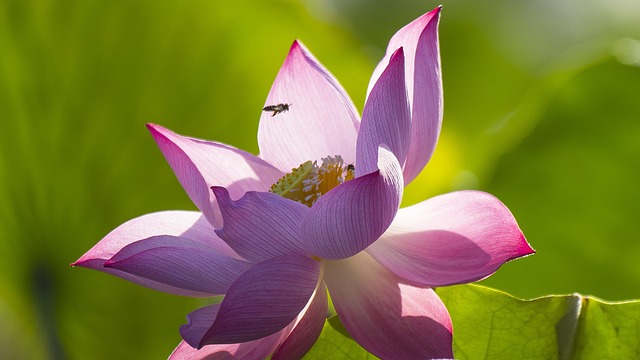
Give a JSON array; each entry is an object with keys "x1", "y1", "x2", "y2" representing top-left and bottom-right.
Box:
[
  {"x1": 258, "y1": 41, "x2": 360, "y2": 172},
  {"x1": 147, "y1": 124, "x2": 284, "y2": 228},
  {"x1": 368, "y1": 7, "x2": 443, "y2": 185},
  {"x1": 72, "y1": 211, "x2": 239, "y2": 297},
  {"x1": 324, "y1": 251, "x2": 453, "y2": 359},
  {"x1": 367, "y1": 190, "x2": 534, "y2": 287},
  {"x1": 198, "y1": 256, "x2": 321, "y2": 346},
  {"x1": 212, "y1": 187, "x2": 310, "y2": 263},
  {"x1": 104, "y1": 236, "x2": 251, "y2": 296},
  {"x1": 271, "y1": 281, "x2": 328, "y2": 359},
  {"x1": 356, "y1": 48, "x2": 411, "y2": 175},
  {"x1": 301, "y1": 146, "x2": 403, "y2": 259}
]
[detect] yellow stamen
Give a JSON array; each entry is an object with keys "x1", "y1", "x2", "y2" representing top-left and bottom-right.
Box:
[{"x1": 269, "y1": 156, "x2": 354, "y2": 207}]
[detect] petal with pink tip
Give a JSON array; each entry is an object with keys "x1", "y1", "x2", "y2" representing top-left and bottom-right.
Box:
[
  {"x1": 73, "y1": 211, "x2": 235, "y2": 263},
  {"x1": 324, "y1": 251, "x2": 453, "y2": 359},
  {"x1": 175, "y1": 303, "x2": 289, "y2": 360},
  {"x1": 147, "y1": 124, "x2": 283, "y2": 228},
  {"x1": 301, "y1": 146, "x2": 403, "y2": 260},
  {"x1": 367, "y1": 190, "x2": 534, "y2": 287},
  {"x1": 104, "y1": 236, "x2": 251, "y2": 296},
  {"x1": 368, "y1": 7, "x2": 443, "y2": 185},
  {"x1": 356, "y1": 48, "x2": 411, "y2": 175},
  {"x1": 72, "y1": 211, "x2": 239, "y2": 297},
  {"x1": 198, "y1": 255, "x2": 320, "y2": 346},
  {"x1": 258, "y1": 41, "x2": 360, "y2": 172},
  {"x1": 271, "y1": 281, "x2": 327, "y2": 360},
  {"x1": 212, "y1": 187, "x2": 310, "y2": 263}
]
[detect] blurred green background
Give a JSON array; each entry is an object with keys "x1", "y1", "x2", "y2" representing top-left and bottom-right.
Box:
[{"x1": 1, "y1": 0, "x2": 639, "y2": 358}]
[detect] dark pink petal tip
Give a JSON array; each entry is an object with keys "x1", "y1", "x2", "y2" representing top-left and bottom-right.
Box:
[
  {"x1": 514, "y1": 234, "x2": 536, "y2": 259},
  {"x1": 70, "y1": 259, "x2": 89, "y2": 268}
]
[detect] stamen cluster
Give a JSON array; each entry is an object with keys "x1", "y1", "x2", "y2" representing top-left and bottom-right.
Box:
[{"x1": 270, "y1": 155, "x2": 354, "y2": 207}]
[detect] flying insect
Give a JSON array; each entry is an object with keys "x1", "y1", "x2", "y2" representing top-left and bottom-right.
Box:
[{"x1": 263, "y1": 103, "x2": 291, "y2": 117}]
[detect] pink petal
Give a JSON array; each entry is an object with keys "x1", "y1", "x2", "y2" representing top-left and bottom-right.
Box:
[
  {"x1": 147, "y1": 124, "x2": 283, "y2": 228},
  {"x1": 368, "y1": 7, "x2": 443, "y2": 185},
  {"x1": 257, "y1": 40, "x2": 360, "y2": 172},
  {"x1": 324, "y1": 251, "x2": 453, "y2": 359},
  {"x1": 174, "y1": 304, "x2": 290, "y2": 360},
  {"x1": 72, "y1": 211, "x2": 239, "y2": 297},
  {"x1": 367, "y1": 190, "x2": 534, "y2": 287},
  {"x1": 212, "y1": 187, "x2": 310, "y2": 263},
  {"x1": 104, "y1": 236, "x2": 251, "y2": 296},
  {"x1": 271, "y1": 281, "x2": 328, "y2": 360},
  {"x1": 356, "y1": 47, "x2": 411, "y2": 176},
  {"x1": 198, "y1": 255, "x2": 321, "y2": 346},
  {"x1": 301, "y1": 146, "x2": 403, "y2": 260}
]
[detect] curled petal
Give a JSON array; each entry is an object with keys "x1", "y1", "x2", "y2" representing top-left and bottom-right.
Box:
[
  {"x1": 272, "y1": 281, "x2": 328, "y2": 359},
  {"x1": 301, "y1": 146, "x2": 403, "y2": 259},
  {"x1": 324, "y1": 251, "x2": 453, "y2": 359},
  {"x1": 368, "y1": 7, "x2": 443, "y2": 185},
  {"x1": 176, "y1": 280, "x2": 327, "y2": 359},
  {"x1": 357, "y1": 47, "x2": 411, "y2": 176},
  {"x1": 258, "y1": 40, "x2": 360, "y2": 172},
  {"x1": 212, "y1": 187, "x2": 310, "y2": 263},
  {"x1": 147, "y1": 124, "x2": 283, "y2": 227},
  {"x1": 174, "y1": 304, "x2": 289, "y2": 360},
  {"x1": 367, "y1": 190, "x2": 534, "y2": 287},
  {"x1": 104, "y1": 236, "x2": 252, "y2": 296},
  {"x1": 197, "y1": 256, "x2": 321, "y2": 347},
  {"x1": 72, "y1": 211, "x2": 238, "y2": 296},
  {"x1": 169, "y1": 338, "x2": 283, "y2": 360},
  {"x1": 180, "y1": 304, "x2": 221, "y2": 348}
]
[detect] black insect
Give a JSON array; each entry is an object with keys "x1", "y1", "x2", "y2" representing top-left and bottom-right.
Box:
[
  {"x1": 263, "y1": 103, "x2": 291, "y2": 117},
  {"x1": 345, "y1": 164, "x2": 355, "y2": 180}
]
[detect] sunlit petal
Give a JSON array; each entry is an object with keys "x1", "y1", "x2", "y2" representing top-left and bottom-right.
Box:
[
  {"x1": 357, "y1": 47, "x2": 411, "y2": 174},
  {"x1": 148, "y1": 124, "x2": 283, "y2": 227},
  {"x1": 258, "y1": 41, "x2": 360, "y2": 172},
  {"x1": 368, "y1": 7, "x2": 443, "y2": 185},
  {"x1": 367, "y1": 190, "x2": 534, "y2": 286},
  {"x1": 325, "y1": 252, "x2": 453, "y2": 359}
]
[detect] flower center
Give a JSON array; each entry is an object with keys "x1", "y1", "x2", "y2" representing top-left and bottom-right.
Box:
[{"x1": 269, "y1": 155, "x2": 355, "y2": 207}]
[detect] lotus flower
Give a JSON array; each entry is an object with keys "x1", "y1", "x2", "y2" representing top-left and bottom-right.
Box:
[{"x1": 73, "y1": 7, "x2": 534, "y2": 359}]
